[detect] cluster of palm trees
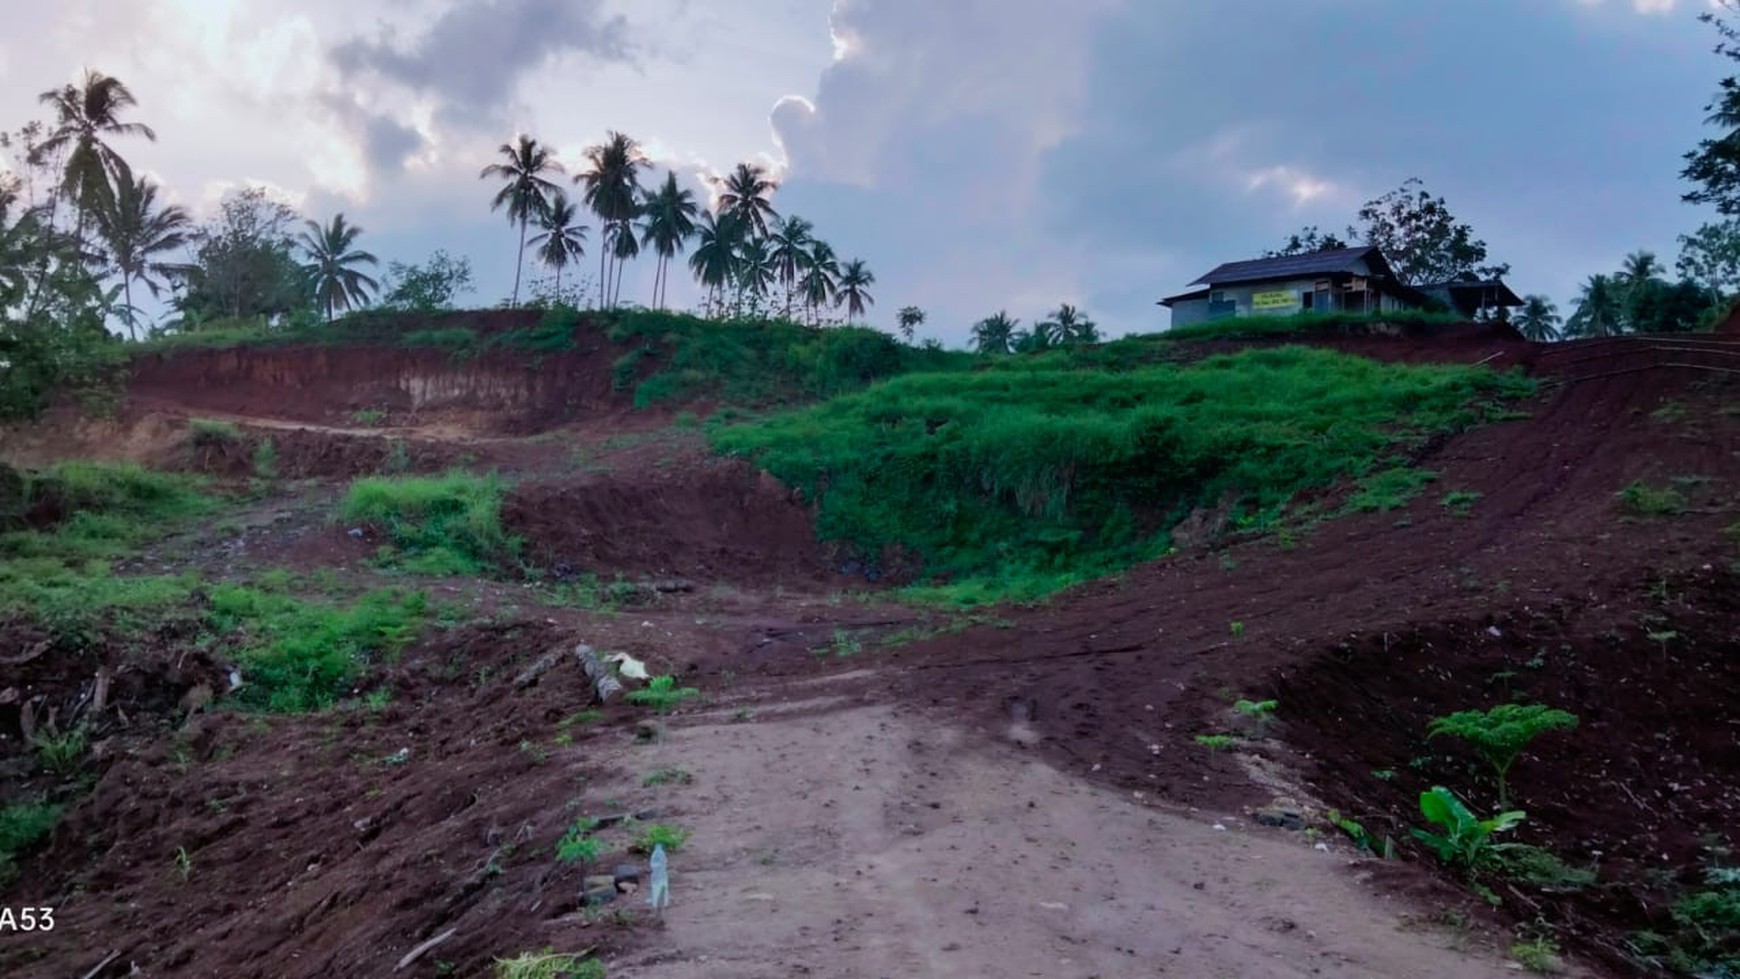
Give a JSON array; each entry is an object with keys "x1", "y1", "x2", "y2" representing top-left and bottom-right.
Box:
[
  {"x1": 1556, "y1": 250, "x2": 1722, "y2": 339},
  {"x1": 4, "y1": 70, "x2": 382, "y2": 333},
  {"x1": 480, "y1": 133, "x2": 876, "y2": 322},
  {"x1": 970, "y1": 304, "x2": 1100, "y2": 354}
]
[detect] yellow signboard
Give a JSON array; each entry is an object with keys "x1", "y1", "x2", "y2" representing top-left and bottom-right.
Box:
[{"x1": 1252, "y1": 290, "x2": 1298, "y2": 309}]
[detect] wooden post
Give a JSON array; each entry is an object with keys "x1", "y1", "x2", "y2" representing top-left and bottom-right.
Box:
[{"x1": 574, "y1": 644, "x2": 623, "y2": 704}]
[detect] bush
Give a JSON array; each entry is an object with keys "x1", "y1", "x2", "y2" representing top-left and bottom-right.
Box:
[
  {"x1": 338, "y1": 471, "x2": 517, "y2": 574},
  {"x1": 0, "y1": 802, "x2": 61, "y2": 886}
]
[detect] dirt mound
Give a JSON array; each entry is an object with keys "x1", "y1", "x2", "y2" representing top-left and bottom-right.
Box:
[
  {"x1": 128, "y1": 315, "x2": 636, "y2": 434},
  {"x1": 166, "y1": 425, "x2": 467, "y2": 480},
  {"x1": 504, "y1": 459, "x2": 838, "y2": 585},
  {"x1": 1280, "y1": 568, "x2": 1740, "y2": 974}
]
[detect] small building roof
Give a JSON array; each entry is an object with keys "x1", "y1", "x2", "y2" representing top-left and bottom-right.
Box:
[
  {"x1": 1417, "y1": 279, "x2": 1524, "y2": 309},
  {"x1": 1189, "y1": 246, "x2": 1393, "y2": 287},
  {"x1": 1158, "y1": 287, "x2": 1211, "y2": 307}
]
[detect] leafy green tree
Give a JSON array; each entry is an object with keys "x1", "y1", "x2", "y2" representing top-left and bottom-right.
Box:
[
  {"x1": 1564, "y1": 273, "x2": 1626, "y2": 338},
  {"x1": 576, "y1": 131, "x2": 646, "y2": 309},
  {"x1": 896, "y1": 305, "x2": 925, "y2": 343},
  {"x1": 0, "y1": 181, "x2": 36, "y2": 308},
  {"x1": 1676, "y1": 220, "x2": 1740, "y2": 297},
  {"x1": 378, "y1": 250, "x2": 474, "y2": 312},
  {"x1": 1630, "y1": 278, "x2": 1720, "y2": 334},
  {"x1": 835, "y1": 258, "x2": 875, "y2": 322},
  {"x1": 296, "y1": 213, "x2": 378, "y2": 322},
  {"x1": 715, "y1": 162, "x2": 779, "y2": 238},
  {"x1": 1266, "y1": 225, "x2": 1349, "y2": 257},
  {"x1": 1682, "y1": 3, "x2": 1740, "y2": 214},
  {"x1": 479, "y1": 134, "x2": 563, "y2": 309},
  {"x1": 637, "y1": 172, "x2": 698, "y2": 310},
  {"x1": 0, "y1": 222, "x2": 122, "y2": 418},
  {"x1": 526, "y1": 190, "x2": 588, "y2": 298},
  {"x1": 173, "y1": 187, "x2": 309, "y2": 323},
  {"x1": 1350, "y1": 178, "x2": 1509, "y2": 286},
  {"x1": 800, "y1": 239, "x2": 840, "y2": 326},
  {"x1": 688, "y1": 211, "x2": 744, "y2": 315},
  {"x1": 1428, "y1": 703, "x2": 1578, "y2": 806},
  {"x1": 767, "y1": 214, "x2": 815, "y2": 317},
  {"x1": 971, "y1": 311, "x2": 1019, "y2": 354},
  {"x1": 37, "y1": 70, "x2": 156, "y2": 247},
  {"x1": 1513, "y1": 295, "x2": 1561, "y2": 342}
]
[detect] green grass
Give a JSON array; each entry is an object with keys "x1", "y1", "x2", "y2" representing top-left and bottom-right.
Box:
[
  {"x1": 713, "y1": 346, "x2": 1531, "y2": 603},
  {"x1": 188, "y1": 418, "x2": 243, "y2": 446},
  {"x1": 0, "y1": 802, "x2": 61, "y2": 886},
  {"x1": 1348, "y1": 467, "x2": 1439, "y2": 513},
  {"x1": 1161, "y1": 309, "x2": 1468, "y2": 342},
  {"x1": 1618, "y1": 480, "x2": 1687, "y2": 517},
  {"x1": 338, "y1": 471, "x2": 518, "y2": 574},
  {"x1": 207, "y1": 584, "x2": 429, "y2": 712}
]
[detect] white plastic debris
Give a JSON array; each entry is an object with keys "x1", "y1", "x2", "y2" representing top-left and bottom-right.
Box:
[
  {"x1": 607, "y1": 652, "x2": 649, "y2": 680},
  {"x1": 648, "y1": 843, "x2": 670, "y2": 915}
]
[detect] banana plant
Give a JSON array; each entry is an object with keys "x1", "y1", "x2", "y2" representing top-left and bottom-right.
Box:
[{"x1": 1410, "y1": 786, "x2": 1525, "y2": 870}]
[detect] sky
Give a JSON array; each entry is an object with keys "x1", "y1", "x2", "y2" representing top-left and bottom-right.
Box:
[{"x1": 0, "y1": 0, "x2": 1731, "y2": 345}]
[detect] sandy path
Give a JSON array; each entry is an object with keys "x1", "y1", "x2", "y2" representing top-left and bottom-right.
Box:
[{"x1": 607, "y1": 682, "x2": 1565, "y2": 979}]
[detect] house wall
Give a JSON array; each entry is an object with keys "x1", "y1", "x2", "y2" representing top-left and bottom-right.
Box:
[{"x1": 1167, "y1": 298, "x2": 1213, "y2": 327}]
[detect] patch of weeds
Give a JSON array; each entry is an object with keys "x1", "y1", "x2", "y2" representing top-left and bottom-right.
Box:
[
  {"x1": 252, "y1": 438, "x2": 279, "y2": 479},
  {"x1": 1510, "y1": 936, "x2": 1563, "y2": 974},
  {"x1": 32, "y1": 727, "x2": 88, "y2": 775},
  {"x1": 642, "y1": 767, "x2": 693, "y2": 787},
  {"x1": 1651, "y1": 400, "x2": 1689, "y2": 424},
  {"x1": 1428, "y1": 703, "x2": 1578, "y2": 806},
  {"x1": 350, "y1": 408, "x2": 387, "y2": 427},
  {"x1": 1233, "y1": 698, "x2": 1277, "y2": 737},
  {"x1": 1348, "y1": 467, "x2": 1438, "y2": 513},
  {"x1": 494, "y1": 949, "x2": 606, "y2": 979},
  {"x1": 1371, "y1": 768, "x2": 1397, "y2": 781},
  {"x1": 626, "y1": 675, "x2": 700, "y2": 713},
  {"x1": 632, "y1": 823, "x2": 690, "y2": 853},
  {"x1": 555, "y1": 817, "x2": 602, "y2": 877},
  {"x1": 1327, "y1": 809, "x2": 1394, "y2": 858},
  {"x1": 173, "y1": 846, "x2": 193, "y2": 882},
  {"x1": 1440, "y1": 490, "x2": 1481, "y2": 516},
  {"x1": 1618, "y1": 480, "x2": 1686, "y2": 517},
  {"x1": 519, "y1": 739, "x2": 549, "y2": 764},
  {"x1": 558, "y1": 710, "x2": 604, "y2": 729},
  {"x1": 1229, "y1": 620, "x2": 1245, "y2": 637},
  {"x1": 1500, "y1": 846, "x2": 1597, "y2": 893},
  {"x1": 824, "y1": 628, "x2": 862, "y2": 657},
  {"x1": 338, "y1": 471, "x2": 517, "y2": 574},
  {"x1": 189, "y1": 417, "x2": 243, "y2": 447},
  {"x1": 0, "y1": 802, "x2": 61, "y2": 886},
  {"x1": 1194, "y1": 734, "x2": 1238, "y2": 752}
]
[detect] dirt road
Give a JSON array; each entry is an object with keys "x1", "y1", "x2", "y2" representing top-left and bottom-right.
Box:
[{"x1": 606, "y1": 675, "x2": 1560, "y2": 978}]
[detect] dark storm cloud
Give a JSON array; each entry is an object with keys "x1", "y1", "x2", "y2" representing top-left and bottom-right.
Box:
[{"x1": 331, "y1": 0, "x2": 634, "y2": 117}]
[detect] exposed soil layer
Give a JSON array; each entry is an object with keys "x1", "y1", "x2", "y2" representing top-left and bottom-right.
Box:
[
  {"x1": 1279, "y1": 570, "x2": 1740, "y2": 974},
  {"x1": 503, "y1": 454, "x2": 841, "y2": 585}
]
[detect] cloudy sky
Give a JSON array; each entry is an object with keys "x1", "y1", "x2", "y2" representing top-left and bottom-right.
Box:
[{"x1": 0, "y1": 0, "x2": 1729, "y2": 344}]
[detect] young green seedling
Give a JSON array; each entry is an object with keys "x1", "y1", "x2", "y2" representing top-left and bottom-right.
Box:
[{"x1": 1427, "y1": 703, "x2": 1578, "y2": 806}]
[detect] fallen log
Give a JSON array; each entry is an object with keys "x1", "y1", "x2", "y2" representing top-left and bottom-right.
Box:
[
  {"x1": 574, "y1": 644, "x2": 622, "y2": 704},
  {"x1": 393, "y1": 927, "x2": 457, "y2": 972},
  {"x1": 513, "y1": 651, "x2": 560, "y2": 689}
]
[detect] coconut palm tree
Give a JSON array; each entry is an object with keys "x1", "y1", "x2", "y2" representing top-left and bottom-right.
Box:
[
  {"x1": 479, "y1": 134, "x2": 564, "y2": 308},
  {"x1": 734, "y1": 236, "x2": 777, "y2": 307},
  {"x1": 1514, "y1": 295, "x2": 1561, "y2": 342},
  {"x1": 1047, "y1": 304, "x2": 1099, "y2": 346},
  {"x1": 715, "y1": 162, "x2": 779, "y2": 238},
  {"x1": 834, "y1": 258, "x2": 875, "y2": 321},
  {"x1": 576, "y1": 131, "x2": 647, "y2": 309},
  {"x1": 766, "y1": 215, "x2": 815, "y2": 317},
  {"x1": 38, "y1": 70, "x2": 157, "y2": 243},
  {"x1": 608, "y1": 221, "x2": 641, "y2": 307},
  {"x1": 526, "y1": 190, "x2": 588, "y2": 298},
  {"x1": 1565, "y1": 274, "x2": 1626, "y2": 338},
  {"x1": 0, "y1": 183, "x2": 44, "y2": 308},
  {"x1": 799, "y1": 239, "x2": 840, "y2": 326},
  {"x1": 637, "y1": 172, "x2": 699, "y2": 310},
  {"x1": 972, "y1": 311, "x2": 1019, "y2": 354},
  {"x1": 93, "y1": 166, "x2": 192, "y2": 337},
  {"x1": 295, "y1": 213, "x2": 378, "y2": 323},
  {"x1": 689, "y1": 211, "x2": 745, "y2": 315},
  {"x1": 895, "y1": 306, "x2": 925, "y2": 343}
]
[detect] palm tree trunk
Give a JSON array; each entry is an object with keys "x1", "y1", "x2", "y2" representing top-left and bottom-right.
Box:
[
  {"x1": 513, "y1": 216, "x2": 528, "y2": 308},
  {"x1": 123, "y1": 276, "x2": 136, "y2": 341},
  {"x1": 555, "y1": 262, "x2": 563, "y2": 298},
  {"x1": 598, "y1": 232, "x2": 609, "y2": 310}
]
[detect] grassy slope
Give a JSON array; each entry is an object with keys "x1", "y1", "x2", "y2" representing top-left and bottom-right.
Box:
[{"x1": 713, "y1": 346, "x2": 1535, "y2": 603}]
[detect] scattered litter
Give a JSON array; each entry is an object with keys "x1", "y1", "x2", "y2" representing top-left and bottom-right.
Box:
[
  {"x1": 1487, "y1": 626, "x2": 1503, "y2": 637},
  {"x1": 382, "y1": 748, "x2": 411, "y2": 766},
  {"x1": 1314, "y1": 843, "x2": 1331, "y2": 852},
  {"x1": 227, "y1": 669, "x2": 244, "y2": 691},
  {"x1": 1090, "y1": 763, "x2": 1101, "y2": 772},
  {"x1": 347, "y1": 527, "x2": 364, "y2": 539},
  {"x1": 648, "y1": 843, "x2": 670, "y2": 916},
  {"x1": 1212, "y1": 823, "x2": 1227, "y2": 831},
  {"x1": 1039, "y1": 901, "x2": 1069, "y2": 911}
]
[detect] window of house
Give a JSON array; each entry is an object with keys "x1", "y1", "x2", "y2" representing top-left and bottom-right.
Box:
[{"x1": 1210, "y1": 290, "x2": 1226, "y2": 303}]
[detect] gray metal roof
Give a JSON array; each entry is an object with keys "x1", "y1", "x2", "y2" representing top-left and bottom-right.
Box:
[{"x1": 1189, "y1": 246, "x2": 1387, "y2": 287}]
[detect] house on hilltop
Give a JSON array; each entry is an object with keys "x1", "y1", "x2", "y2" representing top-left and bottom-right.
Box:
[{"x1": 1158, "y1": 246, "x2": 1521, "y2": 328}]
